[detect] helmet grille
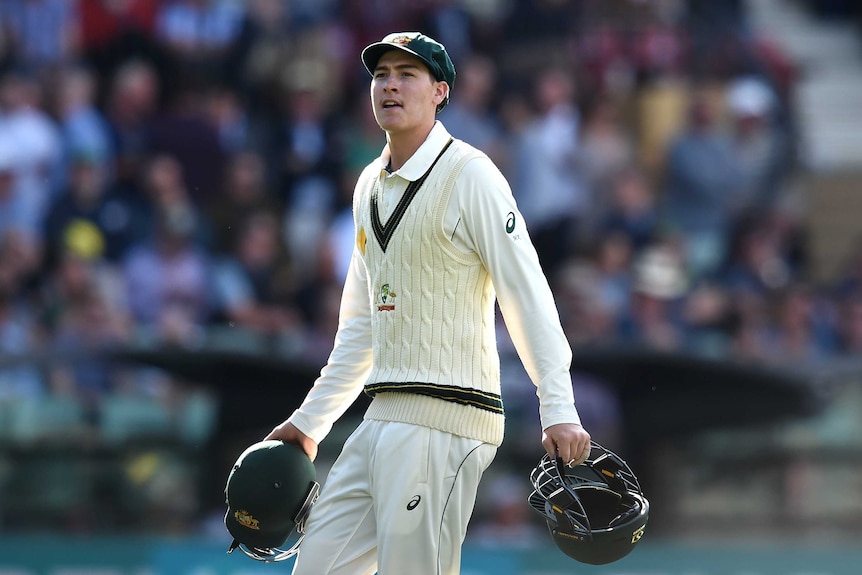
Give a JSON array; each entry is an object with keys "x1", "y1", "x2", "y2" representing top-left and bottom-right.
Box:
[{"x1": 527, "y1": 442, "x2": 650, "y2": 565}]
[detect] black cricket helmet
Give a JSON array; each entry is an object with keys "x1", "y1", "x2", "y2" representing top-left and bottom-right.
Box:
[
  {"x1": 528, "y1": 441, "x2": 649, "y2": 565},
  {"x1": 224, "y1": 440, "x2": 320, "y2": 562}
]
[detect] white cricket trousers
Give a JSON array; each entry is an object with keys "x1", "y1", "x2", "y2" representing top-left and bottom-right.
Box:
[{"x1": 292, "y1": 419, "x2": 497, "y2": 575}]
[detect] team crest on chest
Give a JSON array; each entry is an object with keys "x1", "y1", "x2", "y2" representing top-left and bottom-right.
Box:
[{"x1": 377, "y1": 283, "x2": 397, "y2": 311}]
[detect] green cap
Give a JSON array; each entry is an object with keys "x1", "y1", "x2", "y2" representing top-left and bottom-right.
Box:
[
  {"x1": 361, "y1": 32, "x2": 456, "y2": 111},
  {"x1": 224, "y1": 440, "x2": 317, "y2": 550}
]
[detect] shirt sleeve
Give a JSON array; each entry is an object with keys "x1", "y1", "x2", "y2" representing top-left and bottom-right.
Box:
[
  {"x1": 288, "y1": 248, "x2": 374, "y2": 443},
  {"x1": 454, "y1": 156, "x2": 581, "y2": 429}
]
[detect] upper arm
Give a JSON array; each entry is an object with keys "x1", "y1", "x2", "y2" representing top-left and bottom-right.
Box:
[{"x1": 455, "y1": 156, "x2": 541, "y2": 283}]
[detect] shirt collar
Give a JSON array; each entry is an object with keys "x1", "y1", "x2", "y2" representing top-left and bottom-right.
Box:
[{"x1": 377, "y1": 121, "x2": 452, "y2": 182}]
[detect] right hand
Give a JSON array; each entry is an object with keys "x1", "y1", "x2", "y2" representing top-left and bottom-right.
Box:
[
  {"x1": 264, "y1": 421, "x2": 319, "y2": 462},
  {"x1": 542, "y1": 423, "x2": 591, "y2": 467}
]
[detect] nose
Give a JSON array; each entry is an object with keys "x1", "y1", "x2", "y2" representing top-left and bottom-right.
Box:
[{"x1": 382, "y1": 75, "x2": 399, "y2": 92}]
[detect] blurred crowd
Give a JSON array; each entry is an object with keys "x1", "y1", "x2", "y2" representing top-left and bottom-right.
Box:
[{"x1": 1, "y1": 0, "x2": 862, "y2": 535}]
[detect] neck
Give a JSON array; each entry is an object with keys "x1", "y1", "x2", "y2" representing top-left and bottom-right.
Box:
[{"x1": 385, "y1": 122, "x2": 435, "y2": 171}]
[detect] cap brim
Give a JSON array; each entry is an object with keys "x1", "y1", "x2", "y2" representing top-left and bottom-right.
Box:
[{"x1": 361, "y1": 42, "x2": 427, "y2": 77}]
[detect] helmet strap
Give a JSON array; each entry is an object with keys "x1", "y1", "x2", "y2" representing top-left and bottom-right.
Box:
[{"x1": 294, "y1": 481, "x2": 321, "y2": 534}]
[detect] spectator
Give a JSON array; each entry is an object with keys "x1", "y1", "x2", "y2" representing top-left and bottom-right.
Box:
[
  {"x1": 728, "y1": 288, "x2": 773, "y2": 361},
  {"x1": 211, "y1": 210, "x2": 299, "y2": 335},
  {"x1": 43, "y1": 149, "x2": 139, "y2": 264},
  {"x1": 77, "y1": 0, "x2": 161, "y2": 82},
  {"x1": 501, "y1": 0, "x2": 580, "y2": 57},
  {"x1": 147, "y1": 85, "x2": 228, "y2": 208},
  {"x1": 225, "y1": 0, "x2": 294, "y2": 113},
  {"x1": 338, "y1": 93, "x2": 386, "y2": 180},
  {"x1": 585, "y1": 231, "x2": 636, "y2": 320},
  {"x1": 326, "y1": 97, "x2": 384, "y2": 284},
  {"x1": 0, "y1": 72, "x2": 64, "y2": 229},
  {"x1": 661, "y1": 84, "x2": 744, "y2": 279},
  {"x1": 139, "y1": 154, "x2": 212, "y2": 248},
  {"x1": 207, "y1": 150, "x2": 281, "y2": 253},
  {"x1": 0, "y1": 133, "x2": 39, "y2": 240},
  {"x1": 438, "y1": 53, "x2": 506, "y2": 166},
  {"x1": 105, "y1": 60, "x2": 159, "y2": 191},
  {"x1": 761, "y1": 283, "x2": 836, "y2": 365},
  {"x1": 154, "y1": 0, "x2": 245, "y2": 90},
  {"x1": 722, "y1": 214, "x2": 793, "y2": 296},
  {"x1": 618, "y1": 244, "x2": 687, "y2": 350},
  {"x1": 274, "y1": 84, "x2": 342, "y2": 277},
  {"x1": 122, "y1": 196, "x2": 212, "y2": 343},
  {"x1": 0, "y1": 0, "x2": 79, "y2": 74},
  {"x1": 51, "y1": 64, "x2": 114, "y2": 179},
  {"x1": 42, "y1": 244, "x2": 130, "y2": 418},
  {"x1": 725, "y1": 75, "x2": 793, "y2": 217},
  {"x1": 577, "y1": 94, "x2": 636, "y2": 211},
  {"x1": 203, "y1": 86, "x2": 250, "y2": 154},
  {"x1": 512, "y1": 66, "x2": 587, "y2": 275},
  {"x1": 834, "y1": 237, "x2": 862, "y2": 301},
  {"x1": 553, "y1": 261, "x2": 619, "y2": 348},
  {"x1": 0, "y1": 229, "x2": 40, "y2": 298},
  {"x1": 0, "y1": 263, "x2": 43, "y2": 401},
  {"x1": 599, "y1": 167, "x2": 659, "y2": 252},
  {"x1": 629, "y1": 10, "x2": 688, "y2": 84},
  {"x1": 835, "y1": 292, "x2": 862, "y2": 355}
]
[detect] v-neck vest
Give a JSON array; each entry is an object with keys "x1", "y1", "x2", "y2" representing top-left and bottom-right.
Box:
[{"x1": 353, "y1": 139, "x2": 505, "y2": 445}]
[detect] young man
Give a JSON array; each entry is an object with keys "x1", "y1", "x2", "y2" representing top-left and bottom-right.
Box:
[{"x1": 265, "y1": 32, "x2": 591, "y2": 574}]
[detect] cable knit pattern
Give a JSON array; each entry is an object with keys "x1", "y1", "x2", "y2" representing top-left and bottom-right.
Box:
[{"x1": 355, "y1": 139, "x2": 504, "y2": 445}]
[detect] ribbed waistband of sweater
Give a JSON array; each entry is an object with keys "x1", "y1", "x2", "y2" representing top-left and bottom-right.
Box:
[{"x1": 363, "y1": 390, "x2": 505, "y2": 446}]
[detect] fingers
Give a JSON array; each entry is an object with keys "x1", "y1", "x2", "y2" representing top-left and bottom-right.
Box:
[
  {"x1": 541, "y1": 434, "x2": 558, "y2": 460},
  {"x1": 265, "y1": 421, "x2": 319, "y2": 462},
  {"x1": 542, "y1": 423, "x2": 591, "y2": 467},
  {"x1": 569, "y1": 440, "x2": 591, "y2": 466}
]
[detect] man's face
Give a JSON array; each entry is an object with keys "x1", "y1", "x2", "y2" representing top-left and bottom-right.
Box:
[{"x1": 371, "y1": 50, "x2": 446, "y2": 135}]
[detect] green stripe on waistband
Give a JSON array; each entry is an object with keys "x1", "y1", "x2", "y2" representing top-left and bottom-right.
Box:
[{"x1": 364, "y1": 382, "x2": 504, "y2": 414}]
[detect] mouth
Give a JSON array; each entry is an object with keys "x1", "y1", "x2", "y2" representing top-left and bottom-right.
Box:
[{"x1": 381, "y1": 99, "x2": 402, "y2": 110}]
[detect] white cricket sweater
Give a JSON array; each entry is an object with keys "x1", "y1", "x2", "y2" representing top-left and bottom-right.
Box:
[
  {"x1": 357, "y1": 137, "x2": 505, "y2": 444},
  {"x1": 288, "y1": 122, "x2": 581, "y2": 447}
]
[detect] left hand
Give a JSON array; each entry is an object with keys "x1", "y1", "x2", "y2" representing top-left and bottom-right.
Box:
[{"x1": 542, "y1": 423, "x2": 591, "y2": 467}]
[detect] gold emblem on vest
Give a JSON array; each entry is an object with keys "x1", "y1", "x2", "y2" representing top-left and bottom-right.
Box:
[{"x1": 377, "y1": 284, "x2": 397, "y2": 311}]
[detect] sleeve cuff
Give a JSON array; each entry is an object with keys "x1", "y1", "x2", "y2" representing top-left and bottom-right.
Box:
[
  {"x1": 287, "y1": 410, "x2": 332, "y2": 445},
  {"x1": 539, "y1": 405, "x2": 582, "y2": 430}
]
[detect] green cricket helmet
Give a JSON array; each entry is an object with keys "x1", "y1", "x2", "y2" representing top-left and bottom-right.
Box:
[
  {"x1": 224, "y1": 440, "x2": 320, "y2": 562},
  {"x1": 529, "y1": 441, "x2": 649, "y2": 565}
]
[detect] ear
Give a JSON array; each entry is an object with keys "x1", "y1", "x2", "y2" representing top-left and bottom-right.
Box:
[{"x1": 433, "y1": 81, "x2": 449, "y2": 108}]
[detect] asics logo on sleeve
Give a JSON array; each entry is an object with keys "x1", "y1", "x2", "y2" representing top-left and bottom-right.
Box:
[
  {"x1": 407, "y1": 495, "x2": 421, "y2": 511},
  {"x1": 505, "y1": 212, "x2": 516, "y2": 233}
]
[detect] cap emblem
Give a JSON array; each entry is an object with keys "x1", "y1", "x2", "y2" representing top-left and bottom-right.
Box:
[{"x1": 234, "y1": 509, "x2": 260, "y2": 530}]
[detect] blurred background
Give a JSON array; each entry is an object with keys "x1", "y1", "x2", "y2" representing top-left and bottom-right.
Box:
[{"x1": 1, "y1": 0, "x2": 862, "y2": 572}]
